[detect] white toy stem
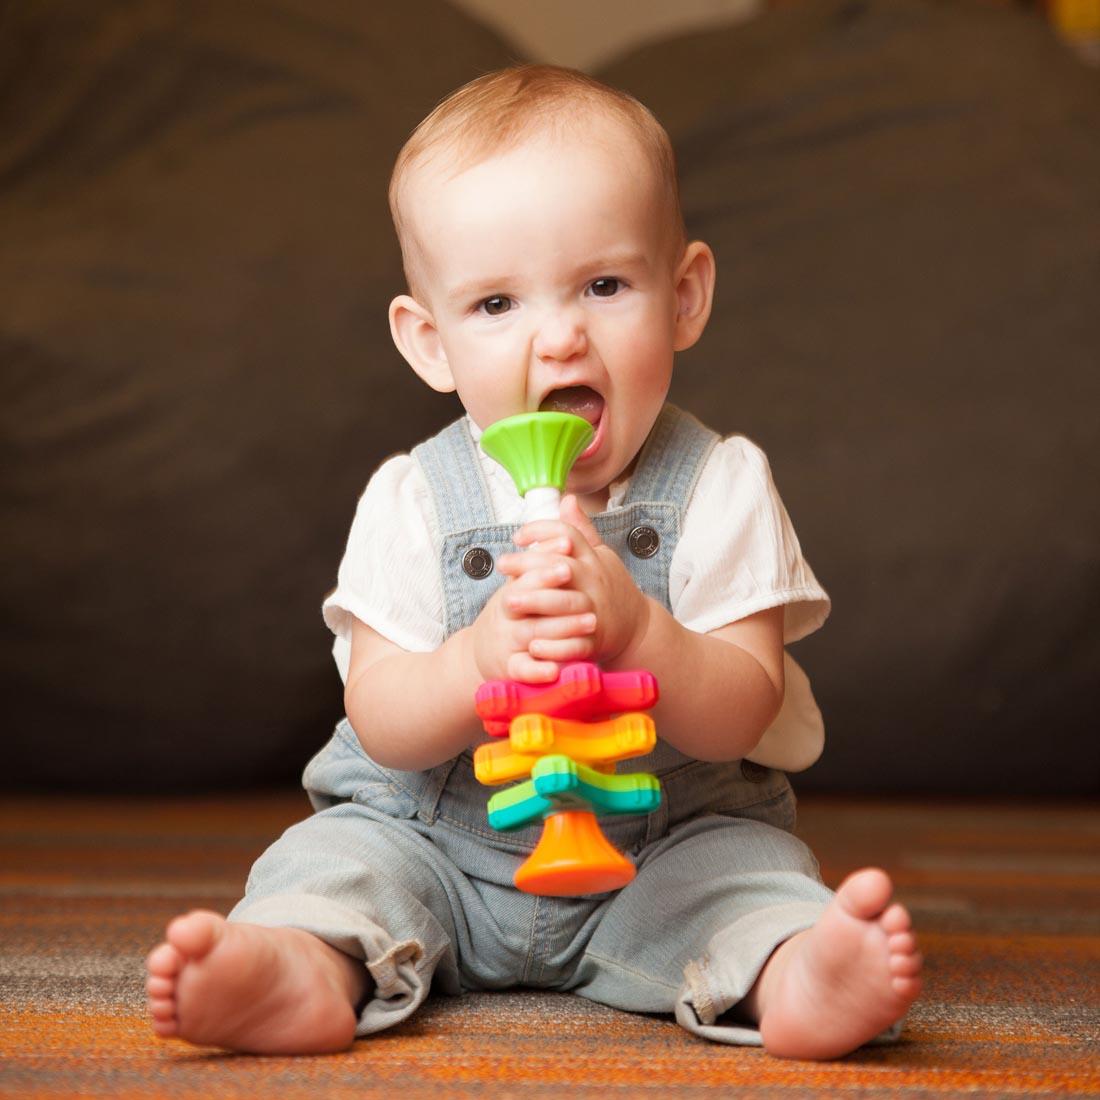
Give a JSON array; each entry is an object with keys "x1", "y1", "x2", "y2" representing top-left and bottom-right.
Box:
[
  {"x1": 523, "y1": 486, "x2": 562, "y2": 552},
  {"x1": 524, "y1": 486, "x2": 562, "y2": 523}
]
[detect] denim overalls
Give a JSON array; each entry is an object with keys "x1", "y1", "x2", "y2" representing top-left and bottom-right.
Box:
[{"x1": 231, "y1": 404, "x2": 836, "y2": 1044}]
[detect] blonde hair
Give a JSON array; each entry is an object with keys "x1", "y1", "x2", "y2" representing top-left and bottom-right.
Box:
[{"x1": 389, "y1": 65, "x2": 686, "y2": 297}]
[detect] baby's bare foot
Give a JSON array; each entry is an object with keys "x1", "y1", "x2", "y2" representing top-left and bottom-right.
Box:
[
  {"x1": 752, "y1": 868, "x2": 922, "y2": 1060},
  {"x1": 145, "y1": 910, "x2": 365, "y2": 1054}
]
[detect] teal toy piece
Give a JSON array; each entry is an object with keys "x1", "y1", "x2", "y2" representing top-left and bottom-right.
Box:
[{"x1": 486, "y1": 754, "x2": 661, "y2": 832}]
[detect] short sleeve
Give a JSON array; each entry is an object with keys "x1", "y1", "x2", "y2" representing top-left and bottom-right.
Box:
[
  {"x1": 321, "y1": 454, "x2": 444, "y2": 683},
  {"x1": 670, "y1": 436, "x2": 830, "y2": 642}
]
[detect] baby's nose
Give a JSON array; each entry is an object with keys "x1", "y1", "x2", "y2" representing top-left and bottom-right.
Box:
[{"x1": 533, "y1": 308, "x2": 588, "y2": 361}]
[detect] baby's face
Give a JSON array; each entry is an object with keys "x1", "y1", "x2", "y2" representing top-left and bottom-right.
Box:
[{"x1": 403, "y1": 125, "x2": 688, "y2": 501}]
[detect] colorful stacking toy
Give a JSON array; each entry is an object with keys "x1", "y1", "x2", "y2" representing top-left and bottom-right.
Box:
[{"x1": 474, "y1": 412, "x2": 662, "y2": 896}]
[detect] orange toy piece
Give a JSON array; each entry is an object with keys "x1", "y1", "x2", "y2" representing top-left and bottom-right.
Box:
[{"x1": 512, "y1": 810, "x2": 636, "y2": 895}]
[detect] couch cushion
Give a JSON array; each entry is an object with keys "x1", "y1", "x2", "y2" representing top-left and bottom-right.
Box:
[
  {"x1": 0, "y1": 0, "x2": 515, "y2": 790},
  {"x1": 599, "y1": 0, "x2": 1100, "y2": 794}
]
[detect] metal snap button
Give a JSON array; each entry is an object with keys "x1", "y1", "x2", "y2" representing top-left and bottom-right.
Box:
[
  {"x1": 627, "y1": 525, "x2": 660, "y2": 559},
  {"x1": 740, "y1": 760, "x2": 768, "y2": 783},
  {"x1": 462, "y1": 547, "x2": 494, "y2": 579}
]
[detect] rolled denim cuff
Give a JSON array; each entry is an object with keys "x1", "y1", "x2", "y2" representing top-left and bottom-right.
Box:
[
  {"x1": 675, "y1": 900, "x2": 906, "y2": 1046},
  {"x1": 229, "y1": 892, "x2": 444, "y2": 1036}
]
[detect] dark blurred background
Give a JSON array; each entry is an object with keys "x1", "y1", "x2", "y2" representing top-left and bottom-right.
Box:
[{"x1": 2, "y1": 0, "x2": 1098, "y2": 797}]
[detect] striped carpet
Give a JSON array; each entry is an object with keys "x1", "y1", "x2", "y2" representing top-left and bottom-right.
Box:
[{"x1": 1, "y1": 794, "x2": 1097, "y2": 1098}]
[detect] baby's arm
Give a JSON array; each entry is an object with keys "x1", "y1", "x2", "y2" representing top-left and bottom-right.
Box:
[
  {"x1": 502, "y1": 496, "x2": 784, "y2": 762},
  {"x1": 344, "y1": 547, "x2": 597, "y2": 771},
  {"x1": 620, "y1": 601, "x2": 785, "y2": 762},
  {"x1": 343, "y1": 618, "x2": 481, "y2": 770}
]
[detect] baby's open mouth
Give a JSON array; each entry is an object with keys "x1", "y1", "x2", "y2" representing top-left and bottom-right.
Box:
[
  {"x1": 538, "y1": 385, "x2": 604, "y2": 425},
  {"x1": 538, "y1": 386, "x2": 605, "y2": 460}
]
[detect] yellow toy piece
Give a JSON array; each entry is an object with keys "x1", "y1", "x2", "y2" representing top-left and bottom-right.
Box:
[
  {"x1": 473, "y1": 712, "x2": 655, "y2": 786},
  {"x1": 510, "y1": 712, "x2": 655, "y2": 757}
]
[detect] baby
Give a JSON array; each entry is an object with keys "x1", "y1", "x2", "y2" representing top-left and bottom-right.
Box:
[{"x1": 145, "y1": 65, "x2": 921, "y2": 1059}]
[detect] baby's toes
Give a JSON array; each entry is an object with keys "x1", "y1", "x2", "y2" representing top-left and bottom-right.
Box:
[
  {"x1": 146, "y1": 973, "x2": 175, "y2": 998},
  {"x1": 879, "y1": 902, "x2": 912, "y2": 935},
  {"x1": 889, "y1": 949, "x2": 923, "y2": 978},
  {"x1": 145, "y1": 941, "x2": 184, "y2": 979},
  {"x1": 147, "y1": 986, "x2": 180, "y2": 1038},
  {"x1": 165, "y1": 909, "x2": 224, "y2": 959},
  {"x1": 147, "y1": 994, "x2": 176, "y2": 1021},
  {"x1": 891, "y1": 972, "x2": 923, "y2": 999},
  {"x1": 888, "y1": 930, "x2": 917, "y2": 955},
  {"x1": 150, "y1": 1013, "x2": 181, "y2": 1038}
]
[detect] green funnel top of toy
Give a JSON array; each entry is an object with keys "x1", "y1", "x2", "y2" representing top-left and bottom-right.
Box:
[{"x1": 480, "y1": 412, "x2": 593, "y2": 496}]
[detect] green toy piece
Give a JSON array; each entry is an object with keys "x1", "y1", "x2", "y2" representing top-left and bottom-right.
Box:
[
  {"x1": 480, "y1": 412, "x2": 593, "y2": 498},
  {"x1": 486, "y1": 754, "x2": 661, "y2": 832}
]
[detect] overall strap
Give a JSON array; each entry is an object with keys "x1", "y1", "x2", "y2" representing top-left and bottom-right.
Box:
[
  {"x1": 622, "y1": 403, "x2": 720, "y2": 512},
  {"x1": 412, "y1": 416, "x2": 496, "y2": 532}
]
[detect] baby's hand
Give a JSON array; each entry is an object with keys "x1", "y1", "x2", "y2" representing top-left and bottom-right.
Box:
[
  {"x1": 501, "y1": 495, "x2": 650, "y2": 668},
  {"x1": 468, "y1": 537, "x2": 597, "y2": 684}
]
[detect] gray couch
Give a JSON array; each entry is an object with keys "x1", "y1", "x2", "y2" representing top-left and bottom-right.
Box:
[{"x1": 2, "y1": 0, "x2": 1097, "y2": 795}]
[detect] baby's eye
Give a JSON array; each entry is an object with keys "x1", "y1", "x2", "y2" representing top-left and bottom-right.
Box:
[
  {"x1": 479, "y1": 295, "x2": 514, "y2": 316},
  {"x1": 589, "y1": 277, "x2": 621, "y2": 298}
]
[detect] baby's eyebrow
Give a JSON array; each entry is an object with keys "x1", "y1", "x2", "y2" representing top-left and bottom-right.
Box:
[
  {"x1": 584, "y1": 250, "x2": 648, "y2": 272},
  {"x1": 446, "y1": 277, "x2": 519, "y2": 307}
]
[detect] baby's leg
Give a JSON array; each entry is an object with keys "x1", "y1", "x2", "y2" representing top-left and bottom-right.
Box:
[
  {"x1": 573, "y1": 812, "x2": 919, "y2": 1057},
  {"x1": 742, "y1": 867, "x2": 922, "y2": 1059},
  {"x1": 146, "y1": 802, "x2": 460, "y2": 1054},
  {"x1": 146, "y1": 912, "x2": 364, "y2": 1054}
]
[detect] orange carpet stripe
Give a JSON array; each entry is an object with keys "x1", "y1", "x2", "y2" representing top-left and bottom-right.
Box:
[{"x1": 3, "y1": 795, "x2": 1097, "y2": 1098}]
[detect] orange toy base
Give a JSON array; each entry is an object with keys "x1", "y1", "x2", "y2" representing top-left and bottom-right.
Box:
[{"x1": 513, "y1": 810, "x2": 636, "y2": 896}]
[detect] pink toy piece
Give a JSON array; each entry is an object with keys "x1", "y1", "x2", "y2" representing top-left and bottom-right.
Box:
[
  {"x1": 476, "y1": 662, "x2": 659, "y2": 736},
  {"x1": 476, "y1": 662, "x2": 601, "y2": 723}
]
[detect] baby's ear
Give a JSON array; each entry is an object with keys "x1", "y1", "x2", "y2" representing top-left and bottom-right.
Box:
[
  {"x1": 672, "y1": 241, "x2": 716, "y2": 353},
  {"x1": 389, "y1": 295, "x2": 455, "y2": 392}
]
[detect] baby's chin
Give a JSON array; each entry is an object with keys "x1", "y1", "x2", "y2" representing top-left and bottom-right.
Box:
[{"x1": 567, "y1": 464, "x2": 631, "y2": 513}]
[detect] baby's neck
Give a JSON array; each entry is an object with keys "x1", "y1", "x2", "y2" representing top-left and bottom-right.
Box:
[
  {"x1": 577, "y1": 486, "x2": 611, "y2": 516},
  {"x1": 579, "y1": 452, "x2": 641, "y2": 516}
]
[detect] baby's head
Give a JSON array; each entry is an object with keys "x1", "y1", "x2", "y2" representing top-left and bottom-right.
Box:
[
  {"x1": 390, "y1": 66, "x2": 686, "y2": 300},
  {"x1": 388, "y1": 65, "x2": 715, "y2": 506}
]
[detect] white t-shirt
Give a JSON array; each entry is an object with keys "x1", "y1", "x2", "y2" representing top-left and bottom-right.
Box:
[{"x1": 323, "y1": 420, "x2": 831, "y2": 771}]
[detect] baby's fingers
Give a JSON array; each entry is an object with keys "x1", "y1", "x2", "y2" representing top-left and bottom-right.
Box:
[
  {"x1": 523, "y1": 612, "x2": 597, "y2": 643},
  {"x1": 559, "y1": 495, "x2": 603, "y2": 549},
  {"x1": 514, "y1": 523, "x2": 579, "y2": 552},
  {"x1": 497, "y1": 552, "x2": 572, "y2": 584},
  {"x1": 507, "y1": 651, "x2": 560, "y2": 684},
  {"x1": 528, "y1": 634, "x2": 596, "y2": 662},
  {"x1": 505, "y1": 586, "x2": 590, "y2": 618}
]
